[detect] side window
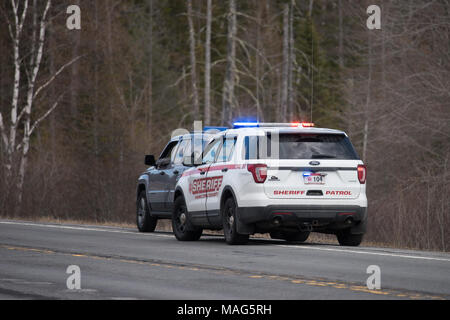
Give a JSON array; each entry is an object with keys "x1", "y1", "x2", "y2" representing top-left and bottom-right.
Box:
[
  {"x1": 243, "y1": 136, "x2": 259, "y2": 160},
  {"x1": 174, "y1": 139, "x2": 191, "y2": 165},
  {"x1": 202, "y1": 138, "x2": 222, "y2": 164},
  {"x1": 242, "y1": 135, "x2": 269, "y2": 160},
  {"x1": 170, "y1": 144, "x2": 178, "y2": 163},
  {"x1": 159, "y1": 141, "x2": 179, "y2": 164},
  {"x1": 216, "y1": 137, "x2": 237, "y2": 163}
]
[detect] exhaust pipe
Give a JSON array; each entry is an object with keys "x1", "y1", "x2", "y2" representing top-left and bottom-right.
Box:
[
  {"x1": 273, "y1": 217, "x2": 282, "y2": 225},
  {"x1": 345, "y1": 217, "x2": 354, "y2": 225}
]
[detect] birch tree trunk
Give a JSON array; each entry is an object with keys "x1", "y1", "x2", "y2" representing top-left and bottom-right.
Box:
[
  {"x1": 5, "y1": 0, "x2": 29, "y2": 180},
  {"x1": 204, "y1": 0, "x2": 212, "y2": 125},
  {"x1": 221, "y1": 0, "x2": 237, "y2": 126},
  {"x1": 17, "y1": 0, "x2": 52, "y2": 205},
  {"x1": 187, "y1": 0, "x2": 200, "y2": 118}
]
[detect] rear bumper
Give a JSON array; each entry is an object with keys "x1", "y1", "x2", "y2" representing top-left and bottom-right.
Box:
[{"x1": 236, "y1": 205, "x2": 367, "y2": 234}]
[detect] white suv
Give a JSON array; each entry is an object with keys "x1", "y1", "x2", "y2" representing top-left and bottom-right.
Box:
[{"x1": 172, "y1": 122, "x2": 367, "y2": 246}]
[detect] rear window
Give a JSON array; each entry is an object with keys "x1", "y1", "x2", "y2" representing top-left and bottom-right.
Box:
[{"x1": 244, "y1": 133, "x2": 359, "y2": 160}]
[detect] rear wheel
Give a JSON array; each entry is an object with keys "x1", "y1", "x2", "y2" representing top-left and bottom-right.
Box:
[
  {"x1": 172, "y1": 196, "x2": 202, "y2": 241},
  {"x1": 270, "y1": 230, "x2": 310, "y2": 242},
  {"x1": 222, "y1": 198, "x2": 249, "y2": 245},
  {"x1": 136, "y1": 190, "x2": 157, "y2": 232},
  {"x1": 336, "y1": 229, "x2": 363, "y2": 246}
]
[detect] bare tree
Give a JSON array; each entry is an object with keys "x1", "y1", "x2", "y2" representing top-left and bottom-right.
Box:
[
  {"x1": 288, "y1": 0, "x2": 296, "y2": 121},
  {"x1": 147, "y1": 0, "x2": 154, "y2": 138},
  {"x1": 280, "y1": 3, "x2": 289, "y2": 122},
  {"x1": 204, "y1": 0, "x2": 212, "y2": 125},
  {"x1": 362, "y1": 31, "x2": 372, "y2": 162},
  {"x1": 221, "y1": 0, "x2": 237, "y2": 125},
  {"x1": 187, "y1": 0, "x2": 200, "y2": 118},
  {"x1": 338, "y1": 0, "x2": 344, "y2": 68},
  {"x1": 0, "y1": 0, "x2": 81, "y2": 207},
  {"x1": 69, "y1": 0, "x2": 80, "y2": 118}
]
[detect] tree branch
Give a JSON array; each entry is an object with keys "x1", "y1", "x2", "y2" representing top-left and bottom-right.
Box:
[
  {"x1": 29, "y1": 93, "x2": 64, "y2": 136},
  {"x1": 33, "y1": 54, "x2": 84, "y2": 100}
]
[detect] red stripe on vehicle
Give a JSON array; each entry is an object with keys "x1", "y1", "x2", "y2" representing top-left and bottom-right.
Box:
[
  {"x1": 182, "y1": 164, "x2": 244, "y2": 177},
  {"x1": 181, "y1": 168, "x2": 204, "y2": 177},
  {"x1": 207, "y1": 164, "x2": 245, "y2": 172}
]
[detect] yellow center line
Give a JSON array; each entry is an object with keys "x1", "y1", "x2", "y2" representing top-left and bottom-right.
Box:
[{"x1": 1, "y1": 244, "x2": 446, "y2": 300}]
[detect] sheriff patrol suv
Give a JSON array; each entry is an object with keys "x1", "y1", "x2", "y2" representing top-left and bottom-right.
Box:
[{"x1": 171, "y1": 122, "x2": 368, "y2": 246}]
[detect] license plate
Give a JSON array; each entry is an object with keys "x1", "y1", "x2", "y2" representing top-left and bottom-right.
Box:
[{"x1": 303, "y1": 173, "x2": 326, "y2": 184}]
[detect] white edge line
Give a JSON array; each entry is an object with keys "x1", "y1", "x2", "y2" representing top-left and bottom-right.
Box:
[
  {"x1": 1, "y1": 220, "x2": 449, "y2": 262},
  {"x1": 0, "y1": 221, "x2": 173, "y2": 238},
  {"x1": 279, "y1": 244, "x2": 450, "y2": 262}
]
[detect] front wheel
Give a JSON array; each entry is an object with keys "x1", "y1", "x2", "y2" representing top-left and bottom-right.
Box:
[
  {"x1": 336, "y1": 229, "x2": 363, "y2": 246},
  {"x1": 172, "y1": 196, "x2": 202, "y2": 241},
  {"x1": 136, "y1": 190, "x2": 157, "y2": 232},
  {"x1": 222, "y1": 198, "x2": 249, "y2": 245}
]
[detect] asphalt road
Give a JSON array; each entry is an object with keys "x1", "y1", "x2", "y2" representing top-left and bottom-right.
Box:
[{"x1": 0, "y1": 220, "x2": 449, "y2": 300}]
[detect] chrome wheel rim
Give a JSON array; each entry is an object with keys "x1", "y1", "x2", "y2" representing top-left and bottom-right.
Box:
[
  {"x1": 137, "y1": 197, "x2": 146, "y2": 226},
  {"x1": 226, "y1": 206, "x2": 234, "y2": 235},
  {"x1": 176, "y1": 206, "x2": 187, "y2": 233}
]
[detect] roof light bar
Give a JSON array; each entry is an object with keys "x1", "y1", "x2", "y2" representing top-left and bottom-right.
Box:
[
  {"x1": 233, "y1": 122, "x2": 259, "y2": 128},
  {"x1": 232, "y1": 122, "x2": 315, "y2": 129}
]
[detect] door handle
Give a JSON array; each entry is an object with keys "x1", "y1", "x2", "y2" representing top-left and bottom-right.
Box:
[
  {"x1": 200, "y1": 171, "x2": 206, "y2": 175},
  {"x1": 173, "y1": 170, "x2": 179, "y2": 175},
  {"x1": 160, "y1": 171, "x2": 165, "y2": 175},
  {"x1": 221, "y1": 168, "x2": 228, "y2": 172}
]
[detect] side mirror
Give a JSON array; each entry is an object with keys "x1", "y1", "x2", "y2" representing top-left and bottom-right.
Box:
[
  {"x1": 156, "y1": 158, "x2": 170, "y2": 168},
  {"x1": 145, "y1": 155, "x2": 156, "y2": 166}
]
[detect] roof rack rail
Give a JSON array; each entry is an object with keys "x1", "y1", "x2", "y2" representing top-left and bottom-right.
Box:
[{"x1": 203, "y1": 126, "x2": 228, "y2": 132}]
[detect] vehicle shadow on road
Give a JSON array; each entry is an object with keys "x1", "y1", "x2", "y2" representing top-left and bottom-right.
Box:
[{"x1": 145, "y1": 230, "x2": 337, "y2": 247}]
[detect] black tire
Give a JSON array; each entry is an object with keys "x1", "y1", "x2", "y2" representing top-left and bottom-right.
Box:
[
  {"x1": 270, "y1": 230, "x2": 310, "y2": 242},
  {"x1": 172, "y1": 196, "x2": 202, "y2": 241},
  {"x1": 336, "y1": 229, "x2": 363, "y2": 246},
  {"x1": 222, "y1": 198, "x2": 249, "y2": 245},
  {"x1": 136, "y1": 190, "x2": 157, "y2": 232}
]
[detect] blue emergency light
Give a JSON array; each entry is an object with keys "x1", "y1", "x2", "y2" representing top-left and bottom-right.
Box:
[
  {"x1": 232, "y1": 122, "x2": 259, "y2": 128},
  {"x1": 232, "y1": 122, "x2": 315, "y2": 129}
]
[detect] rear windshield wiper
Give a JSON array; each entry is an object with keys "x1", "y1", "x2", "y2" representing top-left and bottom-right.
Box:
[{"x1": 311, "y1": 154, "x2": 336, "y2": 159}]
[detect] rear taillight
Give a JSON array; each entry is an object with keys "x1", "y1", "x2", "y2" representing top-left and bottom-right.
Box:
[
  {"x1": 357, "y1": 165, "x2": 367, "y2": 184},
  {"x1": 247, "y1": 164, "x2": 267, "y2": 183}
]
